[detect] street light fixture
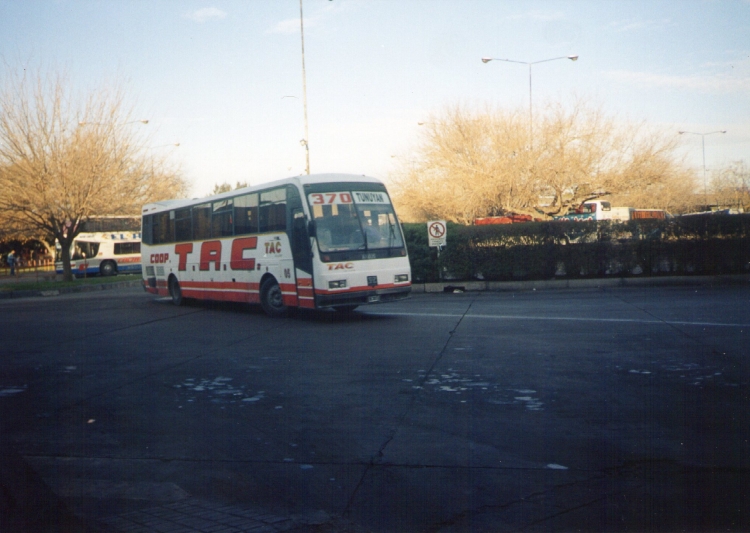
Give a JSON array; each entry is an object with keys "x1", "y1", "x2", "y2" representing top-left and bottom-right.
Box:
[
  {"x1": 481, "y1": 55, "x2": 578, "y2": 141},
  {"x1": 678, "y1": 130, "x2": 727, "y2": 209}
]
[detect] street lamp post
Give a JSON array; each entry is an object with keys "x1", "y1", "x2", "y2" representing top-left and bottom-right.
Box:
[
  {"x1": 299, "y1": 0, "x2": 310, "y2": 175},
  {"x1": 678, "y1": 130, "x2": 726, "y2": 209},
  {"x1": 481, "y1": 55, "x2": 578, "y2": 141}
]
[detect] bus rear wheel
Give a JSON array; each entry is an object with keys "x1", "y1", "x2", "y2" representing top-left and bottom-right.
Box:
[
  {"x1": 100, "y1": 261, "x2": 116, "y2": 277},
  {"x1": 260, "y1": 277, "x2": 288, "y2": 318},
  {"x1": 169, "y1": 277, "x2": 183, "y2": 306}
]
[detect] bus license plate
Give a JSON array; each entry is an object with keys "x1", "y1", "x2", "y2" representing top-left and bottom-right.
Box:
[{"x1": 368, "y1": 295, "x2": 380, "y2": 303}]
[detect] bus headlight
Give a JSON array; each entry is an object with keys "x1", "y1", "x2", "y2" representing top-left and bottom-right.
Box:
[
  {"x1": 394, "y1": 274, "x2": 409, "y2": 283},
  {"x1": 329, "y1": 280, "x2": 347, "y2": 289}
]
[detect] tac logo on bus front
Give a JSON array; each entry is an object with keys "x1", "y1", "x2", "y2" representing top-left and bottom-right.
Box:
[{"x1": 327, "y1": 262, "x2": 354, "y2": 271}]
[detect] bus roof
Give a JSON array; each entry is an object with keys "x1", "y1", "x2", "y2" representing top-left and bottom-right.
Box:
[
  {"x1": 141, "y1": 173, "x2": 385, "y2": 215},
  {"x1": 72, "y1": 232, "x2": 141, "y2": 241}
]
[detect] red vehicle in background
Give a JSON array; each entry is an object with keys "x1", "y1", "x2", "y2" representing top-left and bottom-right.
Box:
[{"x1": 474, "y1": 214, "x2": 537, "y2": 225}]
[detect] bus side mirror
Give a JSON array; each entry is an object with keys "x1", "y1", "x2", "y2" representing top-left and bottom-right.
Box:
[{"x1": 307, "y1": 220, "x2": 316, "y2": 237}]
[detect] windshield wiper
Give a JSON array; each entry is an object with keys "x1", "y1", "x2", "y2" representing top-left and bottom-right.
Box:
[{"x1": 388, "y1": 221, "x2": 396, "y2": 248}]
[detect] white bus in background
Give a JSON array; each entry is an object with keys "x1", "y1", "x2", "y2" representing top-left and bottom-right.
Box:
[
  {"x1": 55, "y1": 231, "x2": 142, "y2": 277},
  {"x1": 140, "y1": 173, "x2": 412, "y2": 317},
  {"x1": 557, "y1": 201, "x2": 626, "y2": 221},
  {"x1": 557, "y1": 201, "x2": 668, "y2": 222}
]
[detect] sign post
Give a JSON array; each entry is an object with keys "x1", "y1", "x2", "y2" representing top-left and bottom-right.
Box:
[
  {"x1": 427, "y1": 220, "x2": 447, "y2": 281},
  {"x1": 427, "y1": 220, "x2": 447, "y2": 248}
]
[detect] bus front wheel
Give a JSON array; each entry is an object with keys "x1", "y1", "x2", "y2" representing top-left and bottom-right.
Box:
[
  {"x1": 169, "y1": 277, "x2": 183, "y2": 306},
  {"x1": 260, "y1": 277, "x2": 288, "y2": 318},
  {"x1": 100, "y1": 261, "x2": 116, "y2": 277}
]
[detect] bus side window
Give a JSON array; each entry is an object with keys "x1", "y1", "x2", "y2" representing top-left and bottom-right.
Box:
[
  {"x1": 259, "y1": 188, "x2": 287, "y2": 233},
  {"x1": 234, "y1": 193, "x2": 259, "y2": 235},
  {"x1": 142, "y1": 215, "x2": 153, "y2": 245},
  {"x1": 192, "y1": 204, "x2": 211, "y2": 240},
  {"x1": 114, "y1": 242, "x2": 139, "y2": 255},
  {"x1": 212, "y1": 199, "x2": 234, "y2": 238},
  {"x1": 153, "y1": 212, "x2": 172, "y2": 244},
  {"x1": 174, "y1": 208, "x2": 192, "y2": 242}
]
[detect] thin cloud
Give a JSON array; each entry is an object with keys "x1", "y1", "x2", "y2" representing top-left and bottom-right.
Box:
[
  {"x1": 606, "y1": 69, "x2": 750, "y2": 93},
  {"x1": 505, "y1": 9, "x2": 565, "y2": 22},
  {"x1": 608, "y1": 18, "x2": 676, "y2": 33},
  {"x1": 266, "y1": 17, "x2": 304, "y2": 35},
  {"x1": 183, "y1": 7, "x2": 227, "y2": 23},
  {"x1": 267, "y1": 14, "x2": 325, "y2": 35},
  {"x1": 266, "y1": 1, "x2": 346, "y2": 35}
]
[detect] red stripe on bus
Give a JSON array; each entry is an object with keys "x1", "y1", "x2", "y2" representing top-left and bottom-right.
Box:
[
  {"x1": 279, "y1": 282, "x2": 297, "y2": 293},
  {"x1": 181, "y1": 280, "x2": 258, "y2": 291},
  {"x1": 182, "y1": 288, "x2": 260, "y2": 303},
  {"x1": 282, "y1": 294, "x2": 299, "y2": 306}
]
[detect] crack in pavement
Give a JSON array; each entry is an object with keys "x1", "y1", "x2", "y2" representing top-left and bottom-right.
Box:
[{"x1": 342, "y1": 297, "x2": 478, "y2": 517}]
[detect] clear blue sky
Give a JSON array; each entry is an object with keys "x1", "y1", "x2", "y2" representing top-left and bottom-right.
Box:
[{"x1": 1, "y1": 0, "x2": 748, "y2": 196}]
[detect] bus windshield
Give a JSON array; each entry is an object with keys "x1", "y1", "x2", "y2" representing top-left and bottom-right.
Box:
[
  {"x1": 308, "y1": 190, "x2": 404, "y2": 253},
  {"x1": 72, "y1": 241, "x2": 100, "y2": 260}
]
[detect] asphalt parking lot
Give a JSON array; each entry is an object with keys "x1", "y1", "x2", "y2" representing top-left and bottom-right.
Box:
[{"x1": 1, "y1": 284, "x2": 748, "y2": 532}]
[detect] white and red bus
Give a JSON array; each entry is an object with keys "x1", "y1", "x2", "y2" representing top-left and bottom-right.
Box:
[
  {"x1": 55, "y1": 231, "x2": 142, "y2": 277},
  {"x1": 141, "y1": 173, "x2": 411, "y2": 316}
]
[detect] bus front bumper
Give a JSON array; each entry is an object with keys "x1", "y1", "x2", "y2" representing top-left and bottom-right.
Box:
[{"x1": 316, "y1": 285, "x2": 411, "y2": 308}]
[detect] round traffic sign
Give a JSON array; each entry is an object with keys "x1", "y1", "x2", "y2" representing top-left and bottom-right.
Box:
[{"x1": 429, "y1": 222, "x2": 446, "y2": 238}]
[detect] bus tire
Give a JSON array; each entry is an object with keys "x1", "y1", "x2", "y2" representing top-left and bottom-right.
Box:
[
  {"x1": 169, "y1": 276, "x2": 183, "y2": 306},
  {"x1": 100, "y1": 261, "x2": 116, "y2": 277},
  {"x1": 260, "y1": 277, "x2": 288, "y2": 318}
]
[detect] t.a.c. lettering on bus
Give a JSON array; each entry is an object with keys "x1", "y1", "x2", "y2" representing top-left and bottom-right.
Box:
[
  {"x1": 199, "y1": 241, "x2": 222, "y2": 271},
  {"x1": 230, "y1": 237, "x2": 258, "y2": 270},
  {"x1": 174, "y1": 243, "x2": 193, "y2": 271}
]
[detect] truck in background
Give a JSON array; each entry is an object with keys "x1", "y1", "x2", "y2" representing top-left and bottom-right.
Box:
[
  {"x1": 555, "y1": 201, "x2": 666, "y2": 222},
  {"x1": 474, "y1": 214, "x2": 537, "y2": 225},
  {"x1": 472, "y1": 202, "x2": 667, "y2": 224},
  {"x1": 630, "y1": 209, "x2": 666, "y2": 220}
]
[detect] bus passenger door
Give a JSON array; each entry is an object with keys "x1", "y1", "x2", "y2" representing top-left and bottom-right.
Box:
[{"x1": 290, "y1": 208, "x2": 315, "y2": 308}]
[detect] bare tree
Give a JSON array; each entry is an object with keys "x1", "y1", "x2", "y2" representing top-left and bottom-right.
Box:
[
  {"x1": 209, "y1": 181, "x2": 249, "y2": 196},
  {"x1": 391, "y1": 102, "x2": 694, "y2": 222},
  {"x1": 710, "y1": 160, "x2": 750, "y2": 211},
  {"x1": 0, "y1": 64, "x2": 188, "y2": 280}
]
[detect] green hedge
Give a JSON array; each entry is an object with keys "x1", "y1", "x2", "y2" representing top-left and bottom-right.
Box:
[{"x1": 403, "y1": 214, "x2": 750, "y2": 282}]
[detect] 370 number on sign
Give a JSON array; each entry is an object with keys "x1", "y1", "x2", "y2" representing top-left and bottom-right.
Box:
[{"x1": 308, "y1": 192, "x2": 352, "y2": 205}]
